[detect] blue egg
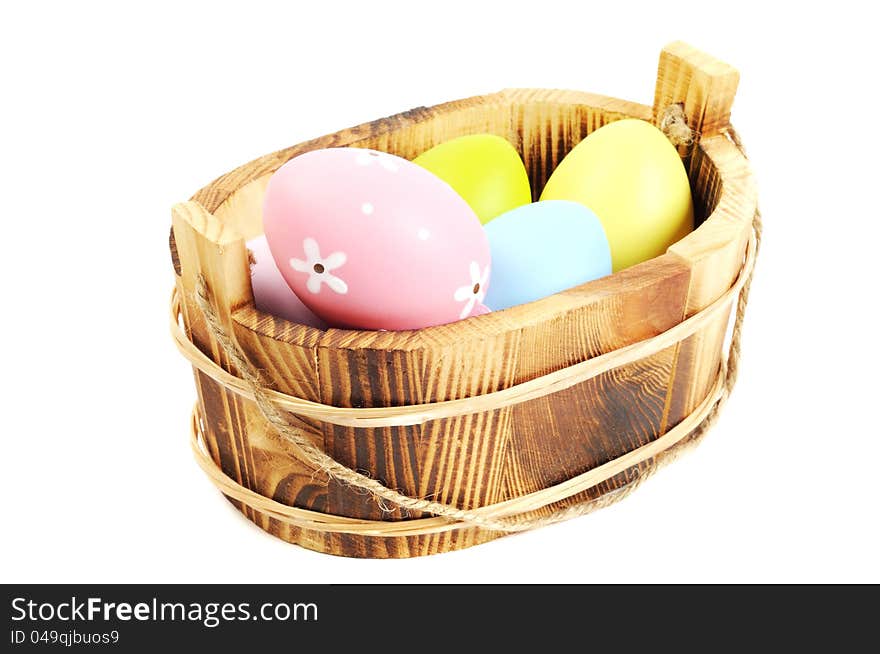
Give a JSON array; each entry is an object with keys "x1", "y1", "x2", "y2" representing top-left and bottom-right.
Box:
[{"x1": 483, "y1": 200, "x2": 611, "y2": 311}]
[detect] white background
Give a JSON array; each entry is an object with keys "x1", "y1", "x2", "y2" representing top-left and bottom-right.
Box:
[{"x1": 2, "y1": 1, "x2": 878, "y2": 583}]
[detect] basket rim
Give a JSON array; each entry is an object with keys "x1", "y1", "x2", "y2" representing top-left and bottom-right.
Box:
[{"x1": 172, "y1": 89, "x2": 756, "y2": 354}]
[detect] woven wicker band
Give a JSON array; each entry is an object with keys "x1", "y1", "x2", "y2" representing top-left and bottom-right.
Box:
[
  {"x1": 188, "y1": 366, "x2": 724, "y2": 536},
  {"x1": 170, "y1": 228, "x2": 756, "y2": 428},
  {"x1": 171, "y1": 206, "x2": 760, "y2": 534}
]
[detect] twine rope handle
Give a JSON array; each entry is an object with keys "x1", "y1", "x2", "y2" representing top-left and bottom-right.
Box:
[{"x1": 175, "y1": 121, "x2": 761, "y2": 534}]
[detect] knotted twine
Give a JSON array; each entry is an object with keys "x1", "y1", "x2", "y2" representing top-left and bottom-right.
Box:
[
  {"x1": 182, "y1": 110, "x2": 762, "y2": 534},
  {"x1": 659, "y1": 103, "x2": 695, "y2": 146}
]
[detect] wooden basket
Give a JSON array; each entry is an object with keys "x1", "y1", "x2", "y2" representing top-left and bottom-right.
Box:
[{"x1": 169, "y1": 41, "x2": 757, "y2": 558}]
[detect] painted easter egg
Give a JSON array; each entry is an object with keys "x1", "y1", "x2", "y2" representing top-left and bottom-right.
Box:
[
  {"x1": 540, "y1": 119, "x2": 693, "y2": 271},
  {"x1": 483, "y1": 200, "x2": 611, "y2": 311},
  {"x1": 263, "y1": 147, "x2": 491, "y2": 331},
  {"x1": 246, "y1": 235, "x2": 326, "y2": 329},
  {"x1": 413, "y1": 134, "x2": 531, "y2": 225}
]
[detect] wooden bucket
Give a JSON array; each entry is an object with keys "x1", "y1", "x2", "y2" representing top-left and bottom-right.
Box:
[{"x1": 169, "y1": 41, "x2": 757, "y2": 558}]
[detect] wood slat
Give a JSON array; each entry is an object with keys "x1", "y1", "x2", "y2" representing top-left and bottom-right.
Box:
[{"x1": 653, "y1": 42, "x2": 754, "y2": 434}]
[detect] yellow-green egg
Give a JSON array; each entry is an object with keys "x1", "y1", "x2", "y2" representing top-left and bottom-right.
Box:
[
  {"x1": 414, "y1": 134, "x2": 531, "y2": 225},
  {"x1": 540, "y1": 119, "x2": 694, "y2": 271}
]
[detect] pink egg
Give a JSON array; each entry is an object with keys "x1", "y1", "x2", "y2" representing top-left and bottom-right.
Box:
[
  {"x1": 247, "y1": 235, "x2": 326, "y2": 329},
  {"x1": 263, "y1": 147, "x2": 491, "y2": 331}
]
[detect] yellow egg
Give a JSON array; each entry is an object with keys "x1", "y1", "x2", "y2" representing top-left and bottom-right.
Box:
[
  {"x1": 414, "y1": 134, "x2": 531, "y2": 225},
  {"x1": 540, "y1": 119, "x2": 694, "y2": 271}
]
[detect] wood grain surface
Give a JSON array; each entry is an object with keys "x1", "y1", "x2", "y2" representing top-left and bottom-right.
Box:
[{"x1": 170, "y1": 42, "x2": 756, "y2": 557}]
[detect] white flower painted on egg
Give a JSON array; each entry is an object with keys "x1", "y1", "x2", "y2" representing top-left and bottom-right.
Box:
[
  {"x1": 289, "y1": 238, "x2": 348, "y2": 295},
  {"x1": 454, "y1": 261, "x2": 490, "y2": 319},
  {"x1": 354, "y1": 149, "x2": 399, "y2": 172}
]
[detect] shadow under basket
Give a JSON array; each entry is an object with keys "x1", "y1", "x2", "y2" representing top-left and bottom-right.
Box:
[{"x1": 169, "y1": 41, "x2": 758, "y2": 558}]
